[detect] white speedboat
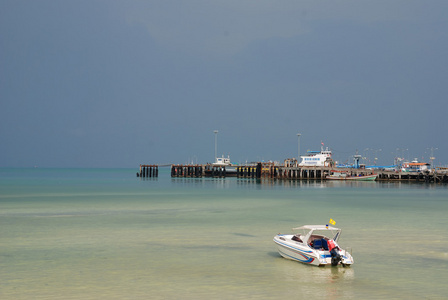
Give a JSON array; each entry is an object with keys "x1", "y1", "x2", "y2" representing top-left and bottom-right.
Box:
[{"x1": 273, "y1": 225, "x2": 354, "y2": 267}]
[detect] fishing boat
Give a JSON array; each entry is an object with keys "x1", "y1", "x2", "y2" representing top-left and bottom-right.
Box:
[
  {"x1": 326, "y1": 170, "x2": 377, "y2": 181},
  {"x1": 212, "y1": 155, "x2": 237, "y2": 175},
  {"x1": 273, "y1": 225, "x2": 354, "y2": 267}
]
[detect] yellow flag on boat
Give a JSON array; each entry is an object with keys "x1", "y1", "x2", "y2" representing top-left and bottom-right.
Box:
[{"x1": 329, "y1": 219, "x2": 336, "y2": 226}]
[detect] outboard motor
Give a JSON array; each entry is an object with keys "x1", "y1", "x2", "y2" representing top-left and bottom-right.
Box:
[
  {"x1": 328, "y1": 239, "x2": 342, "y2": 266},
  {"x1": 330, "y1": 248, "x2": 342, "y2": 266}
]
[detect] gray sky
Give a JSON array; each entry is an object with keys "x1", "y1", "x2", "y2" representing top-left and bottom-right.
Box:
[{"x1": 1, "y1": 0, "x2": 447, "y2": 168}]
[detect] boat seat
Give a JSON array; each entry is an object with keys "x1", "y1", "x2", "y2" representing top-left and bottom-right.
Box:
[
  {"x1": 321, "y1": 239, "x2": 329, "y2": 250},
  {"x1": 313, "y1": 239, "x2": 322, "y2": 249}
]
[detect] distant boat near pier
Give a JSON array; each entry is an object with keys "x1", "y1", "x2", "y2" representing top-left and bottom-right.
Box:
[{"x1": 326, "y1": 170, "x2": 377, "y2": 181}]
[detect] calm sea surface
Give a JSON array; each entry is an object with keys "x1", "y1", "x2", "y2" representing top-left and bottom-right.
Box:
[{"x1": 1, "y1": 168, "x2": 447, "y2": 299}]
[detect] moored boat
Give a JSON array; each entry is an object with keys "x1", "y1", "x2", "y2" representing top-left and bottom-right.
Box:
[
  {"x1": 273, "y1": 225, "x2": 354, "y2": 267},
  {"x1": 212, "y1": 155, "x2": 237, "y2": 175},
  {"x1": 299, "y1": 146, "x2": 333, "y2": 167},
  {"x1": 326, "y1": 170, "x2": 377, "y2": 181}
]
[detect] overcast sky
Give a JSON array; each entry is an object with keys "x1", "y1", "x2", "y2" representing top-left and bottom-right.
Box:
[{"x1": 1, "y1": 0, "x2": 447, "y2": 168}]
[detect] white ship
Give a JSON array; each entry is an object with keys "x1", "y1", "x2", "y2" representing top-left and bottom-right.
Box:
[
  {"x1": 212, "y1": 155, "x2": 232, "y2": 166},
  {"x1": 212, "y1": 155, "x2": 237, "y2": 175},
  {"x1": 299, "y1": 147, "x2": 332, "y2": 167}
]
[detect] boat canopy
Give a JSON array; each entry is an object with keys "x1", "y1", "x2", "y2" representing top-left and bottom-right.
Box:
[
  {"x1": 293, "y1": 225, "x2": 340, "y2": 231},
  {"x1": 293, "y1": 225, "x2": 342, "y2": 243}
]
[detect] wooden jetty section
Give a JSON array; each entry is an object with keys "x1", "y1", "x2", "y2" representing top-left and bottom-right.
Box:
[
  {"x1": 137, "y1": 164, "x2": 159, "y2": 178},
  {"x1": 171, "y1": 165, "x2": 204, "y2": 177},
  {"x1": 236, "y1": 165, "x2": 261, "y2": 178},
  {"x1": 138, "y1": 163, "x2": 448, "y2": 183}
]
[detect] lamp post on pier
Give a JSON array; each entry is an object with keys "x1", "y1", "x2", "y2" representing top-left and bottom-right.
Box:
[
  {"x1": 427, "y1": 147, "x2": 438, "y2": 168},
  {"x1": 297, "y1": 133, "x2": 301, "y2": 163},
  {"x1": 214, "y1": 130, "x2": 218, "y2": 161}
]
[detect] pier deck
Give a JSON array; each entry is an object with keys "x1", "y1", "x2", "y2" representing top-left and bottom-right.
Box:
[{"x1": 138, "y1": 163, "x2": 448, "y2": 183}]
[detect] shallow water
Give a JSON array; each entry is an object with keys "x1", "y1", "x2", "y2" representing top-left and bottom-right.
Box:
[{"x1": 1, "y1": 168, "x2": 447, "y2": 299}]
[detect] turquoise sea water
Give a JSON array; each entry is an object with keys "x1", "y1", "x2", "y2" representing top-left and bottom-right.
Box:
[{"x1": 1, "y1": 168, "x2": 447, "y2": 299}]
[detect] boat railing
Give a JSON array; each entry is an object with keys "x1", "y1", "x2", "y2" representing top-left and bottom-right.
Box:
[{"x1": 345, "y1": 246, "x2": 353, "y2": 256}]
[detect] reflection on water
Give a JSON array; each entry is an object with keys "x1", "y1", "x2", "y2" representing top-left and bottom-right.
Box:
[
  {"x1": 278, "y1": 260, "x2": 355, "y2": 282},
  {"x1": 274, "y1": 256, "x2": 355, "y2": 298},
  {"x1": 169, "y1": 176, "x2": 448, "y2": 190}
]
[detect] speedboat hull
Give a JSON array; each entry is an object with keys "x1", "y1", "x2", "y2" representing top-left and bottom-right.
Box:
[{"x1": 274, "y1": 235, "x2": 321, "y2": 265}]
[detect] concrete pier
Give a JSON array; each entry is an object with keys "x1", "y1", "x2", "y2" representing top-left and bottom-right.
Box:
[
  {"x1": 138, "y1": 163, "x2": 447, "y2": 183},
  {"x1": 376, "y1": 169, "x2": 448, "y2": 183}
]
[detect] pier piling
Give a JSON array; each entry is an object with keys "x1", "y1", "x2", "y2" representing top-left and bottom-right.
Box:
[
  {"x1": 137, "y1": 165, "x2": 159, "y2": 178},
  {"x1": 170, "y1": 164, "x2": 204, "y2": 178}
]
